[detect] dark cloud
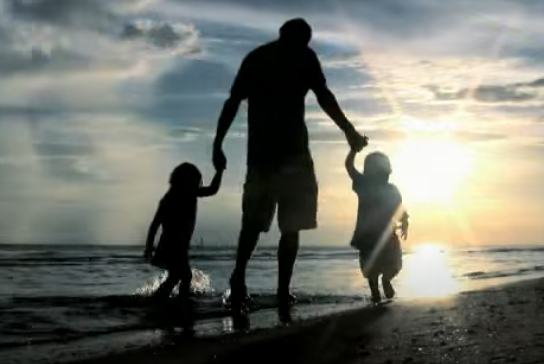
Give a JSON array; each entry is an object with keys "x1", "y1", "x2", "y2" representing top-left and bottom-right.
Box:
[
  {"x1": 120, "y1": 21, "x2": 200, "y2": 50},
  {"x1": 120, "y1": 23, "x2": 145, "y2": 39},
  {"x1": 426, "y1": 77, "x2": 544, "y2": 103},
  {"x1": 148, "y1": 24, "x2": 184, "y2": 48}
]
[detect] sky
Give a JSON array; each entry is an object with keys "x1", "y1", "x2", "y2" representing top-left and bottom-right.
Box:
[{"x1": 0, "y1": 0, "x2": 543, "y2": 247}]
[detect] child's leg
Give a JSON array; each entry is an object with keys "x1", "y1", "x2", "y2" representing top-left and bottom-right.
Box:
[
  {"x1": 367, "y1": 275, "x2": 381, "y2": 303},
  {"x1": 155, "y1": 270, "x2": 181, "y2": 300},
  {"x1": 382, "y1": 263, "x2": 402, "y2": 299},
  {"x1": 382, "y1": 238, "x2": 402, "y2": 299},
  {"x1": 381, "y1": 274, "x2": 395, "y2": 299},
  {"x1": 178, "y1": 254, "x2": 193, "y2": 298},
  {"x1": 359, "y1": 252, "x2": 381, "y2": 303}
]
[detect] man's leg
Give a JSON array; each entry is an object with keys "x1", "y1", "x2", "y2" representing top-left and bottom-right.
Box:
[
  {"x1": 230, "y1": 168, "x2": 274, "y2": 306},
  {"x1": 277, "y1": 231, "x2": 300, "y2": 300},
  {"x1": 276, "y1": 154, "x2": 317, "y2": 305},
  {"x1": 230, "y1": 226, "x2": 261, "y2": 296},
  {"x1": 154, "y1": 270, "x2": 180, "y2": 300}
]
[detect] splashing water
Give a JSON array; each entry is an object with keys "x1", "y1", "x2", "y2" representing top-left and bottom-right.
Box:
[
  {"x1": 135, "y1": 271, "x2": 168, "y2": 296},
  {"x1": 135, "y1": 268, "x2": 213, "y2": 296},
  {"x1": 192, "y1": 268, "x2": 214, "y2": 294}
]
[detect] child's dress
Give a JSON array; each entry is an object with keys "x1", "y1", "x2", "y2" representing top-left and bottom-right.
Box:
[
  {"x1": 151, "y1": 190, "x2": 197, "y2": 273},
  {"x1": 350, "y1": 175, "x2": 403, "y2": 278}
]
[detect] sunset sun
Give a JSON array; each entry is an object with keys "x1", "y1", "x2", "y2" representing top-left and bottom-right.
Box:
[{"x1": 392, "y1": 136, "x2": 474, "y2": 204}]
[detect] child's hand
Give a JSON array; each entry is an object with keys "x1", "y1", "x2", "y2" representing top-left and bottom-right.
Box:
[
  {"x1": 400, "y1": 225, "x2": 408, "y2": 240},
  {"x1": 400, "y1": 213, "x2": 409, "y2": 240}
]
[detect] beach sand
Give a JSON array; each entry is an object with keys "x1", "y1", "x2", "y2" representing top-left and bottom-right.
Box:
[{"x1": 75, "y1": 278, "x2": 544, "y2": 364}]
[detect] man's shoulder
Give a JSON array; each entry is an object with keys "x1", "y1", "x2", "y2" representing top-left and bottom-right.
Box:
[
  {"x1": 247, "y1": 41, "x2": 278, "y2": 59},
  {"x1": 305, "y1": 46, "x2": 318, "y2": 57},
  {"x1": 245, "y1": 42, "x2": 318, "y2": 63}
]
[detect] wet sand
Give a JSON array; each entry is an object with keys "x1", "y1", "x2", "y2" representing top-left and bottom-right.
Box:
[{"x1": 76, "y1": 278, "x2": 544, "y2": 364}]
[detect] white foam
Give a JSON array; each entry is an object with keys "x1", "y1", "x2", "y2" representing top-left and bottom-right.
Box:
[{"x1": 135, "y1": 268, "x2": 213, "y2": 296}]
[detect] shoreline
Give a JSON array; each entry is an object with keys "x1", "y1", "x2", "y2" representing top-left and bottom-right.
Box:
[{"x1": 62, "y1": 277, "x2": 544, "y2": 364}]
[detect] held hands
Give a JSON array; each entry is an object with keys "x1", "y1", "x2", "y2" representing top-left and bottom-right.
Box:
[
  {"x1": 345, "y1": 127, "x2": 368, "y2": 152},
  {"x1": 213, "y1": 146, "x2": 227, "y2": 171}
]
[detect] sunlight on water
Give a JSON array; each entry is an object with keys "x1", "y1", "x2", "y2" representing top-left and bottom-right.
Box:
[
  {"x1": 135, "y1": 268, "x2": 213, "y2": 296},
  {"x1": 399, "y1": 243, "x2": 460, "y2": 298}
]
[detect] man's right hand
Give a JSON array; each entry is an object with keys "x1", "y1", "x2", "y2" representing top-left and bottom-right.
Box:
[
  {"x1": 346, "y1": 128, "x2": 368, "y2": 152},
  {"x1": 213, "y1": 146, "x2": 227, "y2": 171}
]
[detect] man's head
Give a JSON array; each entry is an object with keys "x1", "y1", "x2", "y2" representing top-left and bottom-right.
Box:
[{"x1": 279, "y1": 18, "x2": 312, "y2": 48}]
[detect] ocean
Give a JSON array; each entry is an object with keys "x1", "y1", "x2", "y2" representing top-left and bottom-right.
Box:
[{"x1": 2, "y1": 243, "x2": 544, "y2": 363}]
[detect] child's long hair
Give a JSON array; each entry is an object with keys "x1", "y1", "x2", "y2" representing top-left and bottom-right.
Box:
[
  {"x1": 169, "y1": 163, "x2": 202, "y2": 191},
  {"x1": 363, "y1": 152, "x2": 392, "y2": 184}
]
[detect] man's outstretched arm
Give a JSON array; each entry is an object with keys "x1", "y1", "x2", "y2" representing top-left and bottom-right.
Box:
[
  {"x1": 315, "y1": 87, "x2": 351, "y2": 131},
  {"x1": 213, "y1": 53, "x2": 250, "y2": 170},
  {"x1": 213, "y1": 96, "x2": 242, "y2": 169},
  {"x1": 314, "y1": 86, "x2": 367, "y2": 151}
]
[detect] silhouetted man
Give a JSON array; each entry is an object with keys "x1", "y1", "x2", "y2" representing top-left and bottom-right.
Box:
[{"x1": 213, "y1": 18, "x2": 367, "y2": 309}]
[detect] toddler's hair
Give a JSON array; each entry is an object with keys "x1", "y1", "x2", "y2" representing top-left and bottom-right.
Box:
[
  {"x1": 364, "y1": 152, "x2": 392, "y2": 181},
  {"x1": 170, "y1": 162, "x2": 202, "y2": 188}
]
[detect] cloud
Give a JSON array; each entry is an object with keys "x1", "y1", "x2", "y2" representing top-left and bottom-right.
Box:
[
  {"x1": 0, "y1": 113, "x2": 177, "y2": 244},
  {"x1": 120, "y1": 20, "x2": 201, "y2": 51},
  {"x1": 0, "y1": 0, "x2": 202, "y2": 119},
  {"x1": 426, "y1": 76, "x2": 544, "y2": 103},
  {"x1": 0, "y1": 0, "x2": 200, "y2": 76}
]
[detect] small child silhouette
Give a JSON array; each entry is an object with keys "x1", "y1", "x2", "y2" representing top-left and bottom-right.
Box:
[
  {"x1": 345, "y1": 149, "x2": 409, "y2": 304},
  {"x1": 144, "y1": 161, "x2": 224, "y2": 299}
]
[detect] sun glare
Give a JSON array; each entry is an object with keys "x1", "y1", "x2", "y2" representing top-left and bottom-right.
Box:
[
  {"x1": 392, "y1": 136, "x2": 473, "y2": 203},
  {"x1": 399, "y1": 243, "x2": 459, "y2": 298}
]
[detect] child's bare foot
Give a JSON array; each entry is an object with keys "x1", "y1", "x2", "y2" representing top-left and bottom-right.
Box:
[
  {"x1": 368, "y1": 278, "x2": 381, "y2": 304},
  {"x1": 371, "y1": 294, "x2": 382, "y2": 304},
  {"x1": 382, "y1": 278, "x2": 395, "y2": 299}
]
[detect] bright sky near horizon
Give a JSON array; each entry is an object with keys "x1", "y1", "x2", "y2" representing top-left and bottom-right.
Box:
[{"x1": 0, "y1": 0, "x2": 543, "y2": 247}]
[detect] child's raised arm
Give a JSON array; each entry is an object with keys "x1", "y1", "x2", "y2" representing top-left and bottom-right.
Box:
[
  {"x1": 345, "y1": 149, "x2": 362, "y2": 180},
  {"x1": 198, "y1": 168, "x2": 224, "y2": 197},
  {"x1": 144, "y1": 203, "x2": 163, "y2": 260}
]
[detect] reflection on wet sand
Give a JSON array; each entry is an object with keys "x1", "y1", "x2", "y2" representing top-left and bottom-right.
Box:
[{"x1": 398, "y1": 244, "x2": 460, "y2": 299}]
